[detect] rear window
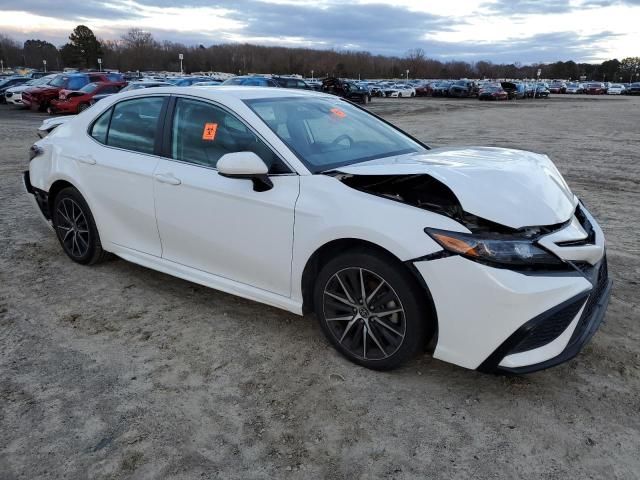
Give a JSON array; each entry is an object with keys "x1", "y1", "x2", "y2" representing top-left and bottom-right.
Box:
[{"x1": 106, "y1": 97, "x2": 165, "y2": 154}]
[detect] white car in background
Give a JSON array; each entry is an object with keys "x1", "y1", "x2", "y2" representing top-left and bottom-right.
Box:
[
  {"x1": 607, "y1": 84, "x2": 625, "y2": 95},
  {"x1": 4, "y1": 74, "x2": 57, "y2": 106},
  {"x1": 24, "y1": 87, "x2": 611, "y2": 373},
  {"x1": 384, "y1": 83, "x2": 416, "y2": 98}
]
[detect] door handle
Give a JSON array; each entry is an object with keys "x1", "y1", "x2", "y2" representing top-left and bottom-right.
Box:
[
  {"x1": 76, "y1": 154, "x2": 96, "y2": 165},
  {"x1": 155, "y1": 173, "x2": 181, "y2": 185}
]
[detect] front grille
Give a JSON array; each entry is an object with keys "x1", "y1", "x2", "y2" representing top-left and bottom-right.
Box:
[{"x1": 510, "y1": 297, "x2": 586, "y2": 354}]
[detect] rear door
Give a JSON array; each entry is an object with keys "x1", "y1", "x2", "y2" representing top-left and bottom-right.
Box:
[{"x1": 71, "y1": 96, "x2": 168, "y2": 256}]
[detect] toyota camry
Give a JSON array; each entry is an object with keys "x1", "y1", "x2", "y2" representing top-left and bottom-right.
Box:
[{"x1": 24, "y1": 87, "x2": 612, "y2": 373}]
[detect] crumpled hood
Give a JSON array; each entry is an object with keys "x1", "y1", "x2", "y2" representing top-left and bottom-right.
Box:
[{"x1": 334, "y1": 147, "x2": 577, "y2": 229}]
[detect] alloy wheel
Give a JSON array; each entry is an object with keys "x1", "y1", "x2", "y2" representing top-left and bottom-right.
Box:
[
  {"x1": 322, "y1": 267, "x2": 406, "y2": 361},
  {"x1": 55, "y1": 197, "x2": 90, "y2": 258}
]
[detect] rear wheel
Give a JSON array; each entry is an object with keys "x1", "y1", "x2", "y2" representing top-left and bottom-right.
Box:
[
  {"x1": 77, "y1": 103, "x2": 90, "y2": 113},
  {"x1": 52, "y1": 187, "x2": 108, "y2": 265},
  {"x1": 313, "y1": 250, "x2": 432, "y2": 370}
]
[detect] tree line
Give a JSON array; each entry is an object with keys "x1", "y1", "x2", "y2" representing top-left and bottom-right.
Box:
[{"x1": 1, "y1": 26, "x2": 639, "y2": 82}]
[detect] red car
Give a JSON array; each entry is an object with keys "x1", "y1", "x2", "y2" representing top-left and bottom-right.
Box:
[
  {"x1": 478, "y1": 85, "x2": 508, "y2": 100},
  {"x1": 49, "y1": 82, "x2": 125, "y2": 114},
  {"x1": 585, "y1": 82, "x2": 606, "y2": 95},
  {"x1": 22, "y1": 72, "x2": 112, "y2": 112},
  {"x1": 415, "y1": 82, "x2": 434, "y2": 97}
]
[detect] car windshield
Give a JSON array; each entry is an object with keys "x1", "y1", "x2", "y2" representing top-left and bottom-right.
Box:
[
  {"x1": 80, "y1": 83, "x2": 100, "y2": 93},
  {"x1": 245, "y1": 97, "x2": 425, "y2": 173}
]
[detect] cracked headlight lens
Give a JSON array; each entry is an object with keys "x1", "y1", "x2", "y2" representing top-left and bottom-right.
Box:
[{"x1": 425, "y1": 228, "x2": 564, "y2": 268}]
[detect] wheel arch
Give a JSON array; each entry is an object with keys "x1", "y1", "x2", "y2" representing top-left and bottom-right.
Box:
[
  {"x1": 47, "y1": 179, "x2": 77, "y2": 218},
  {"x1": 300, "y1": 237, "x2": 438, "y2": 350}
]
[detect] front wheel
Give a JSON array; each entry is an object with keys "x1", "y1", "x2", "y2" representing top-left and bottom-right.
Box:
[
  {"x1": 52, "y1": 187, "x2": 108, "y2": 265},
  {"x1": 313, "y1": 250, "x2": 432, "y2": 370}
]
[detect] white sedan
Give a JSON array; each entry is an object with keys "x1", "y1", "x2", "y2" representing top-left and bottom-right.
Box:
[
  {"x1": 607, "y1": 84, "x2": 625, "y2": 95},
  {"x1": 4, "y1": 74, "x2": 57, "y2": 106},
  {"x1": 24, "y1": 87, "x2": 611, "y2": 372},
  {"x1": 384, "y1": 83, "x2": 416, "y2": 98}
]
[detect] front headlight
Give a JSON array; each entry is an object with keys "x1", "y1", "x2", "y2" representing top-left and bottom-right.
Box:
[{"x1": 425, "y1": 228, "x2": 564, "y2": 268}]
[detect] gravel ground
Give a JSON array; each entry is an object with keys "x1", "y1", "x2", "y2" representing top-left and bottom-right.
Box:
[{"x1": 1, "y1": 96, "x2": 639, "y2": 479}]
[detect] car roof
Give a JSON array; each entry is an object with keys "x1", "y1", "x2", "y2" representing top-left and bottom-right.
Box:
[{"x1": 120, "y1": 85, "x2": 330, "y2": 101}]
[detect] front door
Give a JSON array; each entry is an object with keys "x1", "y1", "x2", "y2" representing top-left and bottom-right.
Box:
[{"x1": 153, "y1": 97, "x2": 299, "y2": 296}]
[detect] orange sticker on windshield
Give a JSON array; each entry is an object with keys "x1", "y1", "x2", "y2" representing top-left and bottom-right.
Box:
[
  {"x1": 330, "y1": 108, "x2": 346, "y2": 119},
  {"x1": 202, "y1": 123, "x2": 218, "y2": 141}
]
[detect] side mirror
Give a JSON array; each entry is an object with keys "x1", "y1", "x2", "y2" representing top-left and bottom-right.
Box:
[{"x1": 217, "y1": 152, "x2": 273, "y2": 192}]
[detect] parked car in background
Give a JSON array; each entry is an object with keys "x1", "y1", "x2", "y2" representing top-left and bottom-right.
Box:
[
  {"x1": 478, "y1": 85, "x2": 508, "y2": 100},
  {"x1": 606, "y1": 84, "x2": 625, "y2": 95},
  {"x1": 22, "y1": 72, "x2": 111, "y2": 111},
  {"x1": 565, "y1": 82, "x2": 584, "y2": 94},
  {"x1": 321, "y1": 77, "x2": 371, "y2": 103},
  {"x1": 383, "y1": 83, "x2": 416, "y2": 98},
  {"x1": 271, "y1": 76, "x2": 311, "y2": 90},
  {"x1": 534, "y1": 83, "x2": 550, "y2": 98},
  {"x1": 414, "y1": 82, "x2": 433, "y2": 97},
  {"x1": 4, "y1": 74, "x2": 56, "y2": 106},
  {"x1": 168, "y1": 76, "x2": 212, "y2": 87},
  {"x1": 548, "y1": 81, "x2": 566, "y2": 94},
  {"x1": 448, "y1": 80, "x2": 477, "y2": 98},
  {"x1": 90, "y1": 80, "x2": 174, "y2": 105},
  {"x1": 49, "y1": 81, "x2": 126, "y2": 114},
  {"x1": 500, "y1": 82, "x2": 524, "y2": 100},
  {"x1": 222, "y1": 76, "x2": 280, "y2": 87},
  {"x1": 585, "y1": 82, "x2": 606, "y2": 95},
  {"x1": 0, "y1": 76, "x2": 31, "y2": 103},
  {"x1": 431, "y1": 81, "x2": 451, "y2": 97},
  {"x1": 626, "y1": 82, "x2": 640, "y2": 95}
]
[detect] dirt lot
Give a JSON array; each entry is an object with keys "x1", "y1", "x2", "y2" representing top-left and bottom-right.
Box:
[{"x1": 1, "y1": 95, "x2": 639, "y2": 479}]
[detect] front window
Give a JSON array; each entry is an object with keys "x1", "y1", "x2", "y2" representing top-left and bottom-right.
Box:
[
  {"x1": 245, "y1": 97, "x2": 426, "y2": 173},
  {"x1": 170, "y1": 97, "x2": 287, "y2": 173}
]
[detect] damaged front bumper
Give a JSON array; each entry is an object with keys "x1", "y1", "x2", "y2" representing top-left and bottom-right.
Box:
[{"x1": 413, "y1": 202, "x2": 611, "y2": 373}]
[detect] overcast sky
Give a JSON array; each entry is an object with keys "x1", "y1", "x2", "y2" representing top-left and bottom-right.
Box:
[{"x1": 1, "y1": 0, "x2": 638, "y2": 64}]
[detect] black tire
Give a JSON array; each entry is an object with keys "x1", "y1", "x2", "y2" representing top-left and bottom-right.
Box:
[
  {"x1": 313, "y1": 249, "x2": 432, "y2": 370},
  {"x1": 77, "y1": 103, "x2": 90, "y2": 113},
  {"x1": 362, "y1": 94, "x2": 368, "y2": 105},
  {"x1": 52, "y1": 187, "x2": 108, "y2": 265}
]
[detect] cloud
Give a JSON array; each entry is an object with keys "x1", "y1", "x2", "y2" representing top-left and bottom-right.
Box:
[
  {"x1": 482, "y1": 0, "x2": 575, "y2": 15},
  {"x1": 0, "y1": 0, "x2": 637, "y2": 62},
  {"x1": 0, "y1": 0, "x2": 141, "y2": 21}
]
